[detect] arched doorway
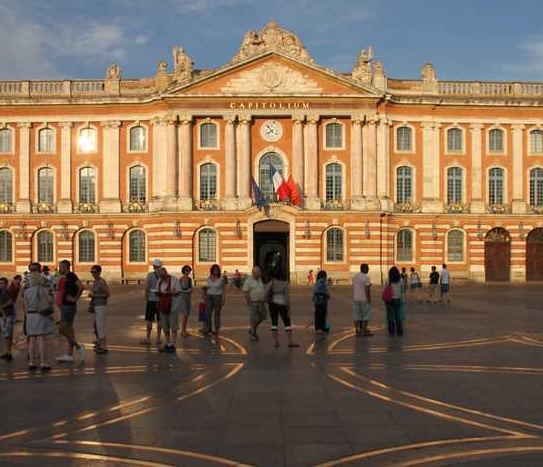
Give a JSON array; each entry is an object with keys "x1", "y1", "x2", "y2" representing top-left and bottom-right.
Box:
[
  {"x1": 253, "y1": 220, "x2": 289, "y2": 281},
  {"x1": 484, "y1": 227, "x2": 511, "y2": 282},
  {"x1": 526, "y1": 228, "x2": 543, "y2": 281}
]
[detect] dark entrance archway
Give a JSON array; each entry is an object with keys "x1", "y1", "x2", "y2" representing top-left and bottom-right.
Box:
[
  {"x1": 253, "y1": 220, "x2": 289, "y2": 281},
  {"x1": 484, "y1": 227, "x2": 511, "y2": 282},
  {"x1": 526, "y1": 228, "x2": 543, "y2": 281}
]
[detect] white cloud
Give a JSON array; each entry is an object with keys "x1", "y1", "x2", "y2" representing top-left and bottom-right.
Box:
[
  {"x1": 172, "y1": 0, "x2": 252, "y2": 14},
  {"x1": 502, "y1": 36, "x2": 543, "y2": 80}
]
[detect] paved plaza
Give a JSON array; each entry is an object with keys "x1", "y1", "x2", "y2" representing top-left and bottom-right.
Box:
[{"x1": 1, "y1": 281, "x2": 543, "y2": 466}]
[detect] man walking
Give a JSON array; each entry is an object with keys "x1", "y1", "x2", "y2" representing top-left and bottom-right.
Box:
[
  {"x1": 141, "y1": 259, "x2": 163, "y2": 345},
  {"x1": 352, "y1": 263, "x2": 373, "y2": 336},
  {"x1": 243, "y1": 266, "x2": 267, "y2": 341}
]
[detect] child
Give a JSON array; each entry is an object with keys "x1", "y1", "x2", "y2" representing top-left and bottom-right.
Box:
[{"x1": 198, "y1": 290, "x2": 207, "y2": 334}]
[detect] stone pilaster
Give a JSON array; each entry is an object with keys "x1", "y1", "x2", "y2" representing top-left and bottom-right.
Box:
[
  {"x1": 421, "y1": 120, "x2": 442, "y2": 213},
  {"x1": 178, "y1": 115, "x2": 193, "y2": 210},
  {"x1": 350, "y1": 115, "x2": 364, "y2": 210},
  {"x1": 377, "y1": 117, "x2": 393, "y2": 211},
  {"x1": 99, "y1": 120, "x2": 121, "y2": 213},
  {"x1": 57, "y1": 122, "x2": 73, "y2": 213},
  {"x1": 16, "y1": 123, "x2": 31, "y2": 213},
  {"x1": 237, "y1": 113, "x2": 252, "y2": 209},
  {"x1": 223, "y1": 114, "x2": 238, "y2": 210},
  {"x1": 469, "y1": 123, "x2": 484, "y2": 214},
  {"x1": 512, "y1": 124, "x2": 526, "y2": 213},
  {"x1": 362, "y1": 114, "x2": 378, "y2": 201},
  {"x1": 291, "y1": 113, "x2": 305, "y2": 203},
  {"x1": 304, "y1": 113, "x2": 320, "y2": 210},
  {"x1": 163, "y1": 115, "x2": 179, "y2": 210},
  {"x1": 150, "y1": 115, "x2": 176, "y2": 211}
]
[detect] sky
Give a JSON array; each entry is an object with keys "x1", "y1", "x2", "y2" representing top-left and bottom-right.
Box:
[{"x1": 2, "y1": 0, "x2": 543, "y2": 82}]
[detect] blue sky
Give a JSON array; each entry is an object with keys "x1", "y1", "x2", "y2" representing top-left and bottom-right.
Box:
[{"x1": 2, "y1": 0, "x2": 543, "y2": 82}]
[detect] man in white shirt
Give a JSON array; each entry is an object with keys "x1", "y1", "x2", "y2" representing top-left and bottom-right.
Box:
[
  {"x1": 243, "y1": 266, "x2": 267, "y2": 341},
  {"x1": 440, "y1": 263, "x2": 451, "y2": 303},
  {"x1": 352, "y1": 263, "x2": 373, "y2": 336}
]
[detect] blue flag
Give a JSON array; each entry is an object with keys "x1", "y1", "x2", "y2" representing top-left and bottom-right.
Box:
[{"x1": 251, "y1": 177, "x2": 267, "y2": 210}]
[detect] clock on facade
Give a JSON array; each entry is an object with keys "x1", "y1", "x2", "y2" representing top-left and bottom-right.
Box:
[{"x1": 260, "y1": 120, "x2": 283, "y2": 142}]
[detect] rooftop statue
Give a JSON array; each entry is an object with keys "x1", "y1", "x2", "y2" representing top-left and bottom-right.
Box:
[
  {"x1": 105, "y1": 63, "x2": 122, "y2": 80},
  {"x1": 172, "y1": 46, "x2": 194, "y2": 82},
  {"x1": 352, "y1": 46, "x2": 373, "y2": 83}
]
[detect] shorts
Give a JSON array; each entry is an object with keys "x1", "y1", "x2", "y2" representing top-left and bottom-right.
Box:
[
  {"x1": 160, "y1": 310, "x2": 179, "y2": 333},
  {"x1": 60, "y1": 304, "x2": 77, "y2": 323},
  {"x1": 248, "y1": 301, "x2": 267, "y2": 325},
  {"x1": 145, "y1": 301, "x2": 160, "y2": 322},
  {"x1": 2, "y1": 314, "x2": 14, "y2": 339},
  {"x1": 441, "y1": 283, "x2": 450, "y2": 294},
  {"x1": 352, "y1": 301, "x2": 372, "y2": 322}
]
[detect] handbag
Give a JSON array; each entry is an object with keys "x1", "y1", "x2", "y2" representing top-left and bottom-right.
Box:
[
  {"x1": 37, "y1": 286, "x2": 54, "y2": 316},
  {"x1": 381, "y1": 284, "x2": 394, "y2": 303}
]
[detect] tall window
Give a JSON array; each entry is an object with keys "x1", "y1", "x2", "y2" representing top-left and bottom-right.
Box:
[
  {"x1": 129, "y1": 166, "x2": 146, "y2": 202},
  {"x1": 325, "y1": 122, "x2": 343, "y2": 148},
  {"x1": 38, "y1": 128, "x2": 54, "y2": 152},
  {"x1": 447, "y1": 128, "x2": 463, "y2": 152},
  {"x1": 79, "y1": 167, "x2": 96, "y2": 204},
  {"x1": 78, "y1": 127, "x2": 97, "y2": 152},
  {"x1": 37, "y1": 231, "x2": 54, "y2": 263},
  {"x1": 325, "y1": 163, "x2": 342, "y2": 202},
  {"x1": 200, "y1": 163, "x2": 217, "y2": 200},
  {"x1": 78, "y1": 230, "x2": 95, "y2": 263},
  {"x1": 0, "y1": 231, "x2": 12, "y2": 262},
  {"x1": 488, "y1": 128, "x2": 504, "y2": 153},
  {"x1": 447, "y1": 230, "x2": 464, "y2": 262},
  {"x1": 396, "y1": 126, "x2": 412, "y2": 151},
  {"x1": 529, "y1": 167, "x2": 543, "y2": 207},
  {"x1": 0, "y1": 168, "x2": 13, "y2": 204},
  {"x1": 530, "y1": 129, "x2": 543, "y2": 154},
  {"x1": 129, "y1": 125, "x2": 146, "y2": 152},
  {"x1": 37, "y1": 167, "x2": 54, "y2": 204},
  {"x1": 489, "y1": 167, "x2": 504, "y2": 205},
  {"x1": 397, "y1": 229, "x2": 413, "y2": 262},
  {"x1": 259, "y1": 152, "x2": 284, "y2": 202},
  {"x1": 326, "y1": 228, "x2": 344, "y2": 262},
  {"x1": 0, "y1": 128, "x2": 12, "y2": 153},
  {"x1": 200, "y1": 122, "x2": 218, "y2": 148},
  {"x1": 447, "y1": 167, "x2": 463, "y2": 203},
  {"x1": 199, "y1": 228, "x2": 216, "y2": 262},
  {"x1": 128, "y1": 230, "x2": 145, "y2": 263},
  {"x1": 396, "y1": 166, "x2": 413, "y2": 203}
]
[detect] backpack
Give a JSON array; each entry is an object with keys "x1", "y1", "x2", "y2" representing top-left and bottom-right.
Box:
[
  {"x1": 157, "y1": 276, "x2": 172, "y2": 314},
  {"x1": 381, "y1": 284, "x2": 394, "y2": 303}
]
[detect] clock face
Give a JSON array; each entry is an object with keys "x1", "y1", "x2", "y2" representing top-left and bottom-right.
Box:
[{"x1": 260, "y1": 120, "x2": 283, "y2": 142}]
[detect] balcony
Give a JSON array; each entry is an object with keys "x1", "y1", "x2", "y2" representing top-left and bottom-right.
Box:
[
  {"x1": 394, "y1": 199, "x2": 422, "y2": 213},
  {"x1": 31, "y1": 202, "x2": 56, "y2": 214},
  {"x1": 122, "y1": 199, "x2": 148, "y2": 213},
  {"x1": 0, "y1": 202, "x2": 15, "y2": 213},
  {"x1": 323, "y1": 199, "x2": 349, "y2": 211},
  {"x1": 197, "y1": 199, "x2": 219, "y2": 211},
  {"x1": 486, "y1": 203, "x2": 511, "y2": 214},
  {"x1": 527, "y1": 205, "x2": 543, "y2": 214},
  {"x1": 444, "y1": 202, "x2": 470, "y2": 214},
  {"x1": 74, "y1": 202, "x2": 98, "y2": 214}
]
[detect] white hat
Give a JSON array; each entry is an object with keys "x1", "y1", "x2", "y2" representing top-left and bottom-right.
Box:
[{"x1": 152, "y1": 259, "x2": 163, "y2": 267}]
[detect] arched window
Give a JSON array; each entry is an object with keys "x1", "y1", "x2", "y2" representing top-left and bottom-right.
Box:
[
  {"x1": 37, "y1": 167, "x2": 54, "y2": 204},
  {"x1": 200, "y1": 163, "x2": 217, "y2": 201},
  {"x1": 325, "y1": 163, "x2": 342, "y2": 202},
  {"x1": 199, "y1": 228, "x2": 216, "y2": 262},
  {"x1": 259, "y1": 152, "x2": 284, "y2": 202},
  {"x1": 38, "y1": 128, "x2": 54, "y2": 152},
  {"x1": 530, "y1": 129, "x2": 543, "y2": 154},
  {"x1": 396, "y1": 166, "x2": 413, "y2": 203},
  {"x1": 396, "y1": 126, "x2": 412, "y2": 151},
  {"x1": 128, "y1": 230, "x2": 146, "y2": 263},
  {"x1": 326, "y1": 228, "x2": 344, "y2": 262},
  {"x1": 79, "y1": 167, "x2": 96, "y2": 204},
  {"x1": 0, "y1": 231, "x2": 12, "y2": 262},
  {"x1": 447, "y1": 167, "x2": 463, "y2": 203},
  {"x1": 447, "y1": 128, "x2": 463, "y2": 152},
  {"x1": 489, "y1": 167, "x2": 504, "y2": 205},
  {"x1": 37, "y1": 231, "x2": 54, "y2": 263},
  {"x1": 200, "y1": 122, "x2": 218, "y2": 148},
  {"x1": 0, "y1": 168, "x2": 13, "y2": 204},
  {"x1": 78, "y1": 230, "x2": 95, "y2": 263},
  {"x1": 129, "y1": 166, "x2": 146, "y2": 203},
  {"x1": 78, "y1": 127, "x2": 97, "y2": 152},
  {"x1": 129, "y1": 125, "x2": 146, "y2": 152},
  {"x1": 0, "y1": 128, "x2": 12, "y2": 153},
  {"x1": 325, "y1": 122, "x2": 343, "y2": 148},
  {"x1": 489, "y1": 128, "x2": 504, "y2": 153},
  {"x1": 397, "y1": 229, "x2": 413, "y2": 262},
  {"x1": 529, "y1": 167, "x2": 543, "y2": 207},
  {"x1": 447, "y1": 230, "x2": 464, "y2": 262}
]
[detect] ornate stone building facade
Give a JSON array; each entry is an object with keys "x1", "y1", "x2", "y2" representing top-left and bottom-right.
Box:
[{"x1": 1, "y1": 20, "x2": 543, "y2": 283}]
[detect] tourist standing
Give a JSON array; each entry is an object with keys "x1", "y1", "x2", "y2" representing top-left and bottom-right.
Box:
[
  {"x1": 156, "y1": 267, "x2": 181, "y2": 353},
  {"x1": 352, "y1": 263, "x2": 373, "y2": 336},
  {"x1": 409, "y1": 267, "x2": 422, "y2": 303},
  {"x1": 243, "y1": 266, "x2": 267, "y2": 341},
  {"x1": 0, "y1": 277, "x2": 15, "y2": 362},
  {"x1": 313, "y1": 270, "x2": 330, "y2": 333},
  {"x1": 384, "y1": 266, "x2": 404, "y2": 336},
  {"x1": 179, "y1": 265, "x2": 193, "y2": 338},
  {"x1": 428, "y1": 266, "x2": 440, "y2": 304},
  {"x1": 89, "y1": 265, "x2": 110, "y2": 353},
  {"x1": 204, "y1": 264, "x2": 225, "y2": 336},
  {"x1": 142, "y1": 259, "x2": 163, "y2": 346},
  {"x1": 440, "y1": 263, "x2": 451, "y2": 302},
  {"x1": 307, "y1": 269, "x2": 315, "y2": 285}
]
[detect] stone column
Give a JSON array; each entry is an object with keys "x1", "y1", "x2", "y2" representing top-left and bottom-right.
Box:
[
  {"x1": 362, "y1": 113, "x2": 378, "y2": 207},
  {"x1": 512, "y1": 124, "x2": 526, "y2": 213},
  {"x1": 237, "y1": 113, "x2": 252, "y2": 209},
  {"x1": 163, "y1": 115, "x2": 178, "y2": 210},
  {"x1": 421, "y1": 120, "x2": 442, "y2": 213},
  {"x1": 150, "y1": 115, "x2": 176, "y2": 211},
  {"x1": 57, "y1": 122, "x2": 73, "y2": 213},
  {"x1": 223, "y1": 114, "x2": 238, "y2": 210},
  {"x1": 16, "y1": 123, "x2": 31, "y2": 213},
  {"x1": 291, "y1": 113, "x2": 305, "y2": 202},
  {"x1": 350, "y1": 114, "x2": 364, "y2": 210},
  {"x1": 469, "y1": 123, "x2": 485, "y2": 213},
  {"x1": 178, "y1": 115, "x2": 193, "y2": 210},
  {"x1": 377, "y1": 118, "x2": 392, "y2": 211},
  {"x1": 99, "y1": 120, "x2": 121, "y2": 213},
  {"x1": 304, "y1": 113, "x2": 320, "y2": 210}
]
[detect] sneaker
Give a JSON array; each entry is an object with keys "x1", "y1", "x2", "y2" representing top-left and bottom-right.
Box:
[
  {"x1": 76, "y1": 345, "x2": 85, "y2": 360},
  {"x1": 56, "y1": 354, "x2": 75, "y2": 363}
]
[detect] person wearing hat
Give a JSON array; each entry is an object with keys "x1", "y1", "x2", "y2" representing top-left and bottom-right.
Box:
[{"x1": 141, "y1": 259, "x2": 163, "y2": 345}]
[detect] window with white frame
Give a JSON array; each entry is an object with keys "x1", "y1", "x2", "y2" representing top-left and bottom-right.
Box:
[
  {"x1": 325, "y1": 122, "x2": 343, "y2": 148},
  {"x1": 396, "y1": 166, "x2": 413, "y2": 203},
  {"x1": 447, "y1": 128, "x2": 463, "y2": 152},
  {"x1": 529, "y1": 129, "x2": 543, "y2": 154},
  {"x1": 326, "y1": 228, "x2": 344, "y2": 262},
  {"x1": 0, "y1": 168, "x2": 13, "y2": 204},
  {"x1": 488, "y1": 167, "x2": 504, "y2": 205},
  {"x1": 128, "y1": 230, "x2": 145, "y2": 263},
  {"x1": 0, "y1": 231, "x2": 12, "y2": 262},
  {"x1": 200, "y1": 122, "x2": 218, "y2": 148},
  {"x1": 447, "y1": 230, "x2": 464, "y2": 262},
  {"x1": 397, "y1": 229, "x2": 413, "y2": 262},
  {"x1": 78, "y1": 230, "x2": 95, "y2": 263},
  {"x1": 129, "y1": 166, "x2": 146, "y2": 203},
  {"x1": 447, "y1": 167, "x2": 463, "y2": 203},
  {"x1": 79, "y1": 167, "x2": 96, "y2": 204},
  {"x1": 129, "y1": 125, "x2": 146, "y2": 152},
  {"x1": 199, "y1": 228, "x2": 216, "y2": 262},
  {"x1": 200, "y1": 163, "x2": 217, "y2": 201},
  {"x1": 259, "y1": 152, "x2": 284, "y2": 202},
  {"x1": 37, "y1": 167, "x2": 54, "y2": 204},
  {"x1": 325, "y1": 163, "x2": 342, "y2": 202},
  {"x1": 37, "y1": 230, "x2": 54, "y2": 263},
  {"x1": 529, "y1": 167, "x2": 543, "y2": 207},
  {"x1": 78, "y1": 127, "x2": 97, "y2": 152},
  {"x1": 0, "y1": 128, "x2": 12, "y2": 153},
  {"x1": 38, "y1": 127, "x2": 54, "y2": 153},
  {"x1": 488, "y1": 128, "x2": 504, "y2": 153},
  {"x1": 396, "y1": 126, "x2": 413, "y2": 151}
]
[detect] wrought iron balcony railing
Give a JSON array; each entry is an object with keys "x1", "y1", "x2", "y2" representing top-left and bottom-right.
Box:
[
  {"x1": 323, "y1": 199, "x2": 348, "y2": 210},
  {"x1": 197, "y1": 199, "x2": 219, "y2": 211},
  {"x1": 444, "y1": 202, "x2": 470, "y2": 214},
  {"x1": 122, "y1": 199, "x2": 148, "y2": 213},
  {"x1": 527, "y1": 204, "x2": 543, "y2": 214},
  {"x1": 394, "y1": 199, "x2": 422, "y2": 213},
  {"x1": 74, "y1": 202, "x2": 98, "y2": 214},
  {"x1": 0, "y1": 202, "x2": 15, "y2": 213},
  {"x1": 486, "y1": 203, "x2": 511, "y2": 214},
  {"x1": 31, "y1": 202, "x2": 56, "y2": 214}
]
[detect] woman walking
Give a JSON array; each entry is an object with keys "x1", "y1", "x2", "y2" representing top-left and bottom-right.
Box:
[
  {"x1": 383, "y1": 266, "x2": 404, "y2": 336},
  {"x1": 179, "y1": 265, "x2": 193, "y2": 338},
  {"x1": 88, "y1": 265, "x2": 110, "y2": 353},
  {"x1": 204, "y1": 264, "x2": 225, "y2": 336},
  {"x1": 267, "y1": 270, "x2": 299, "y2": 348},
  {"x1": 312, "y1": 270, "x2": 330, "y2": 333}
]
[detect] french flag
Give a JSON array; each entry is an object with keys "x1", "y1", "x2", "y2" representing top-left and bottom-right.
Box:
[{"x1": 270, "y1": 165, "x2": 291, "y2": 201}]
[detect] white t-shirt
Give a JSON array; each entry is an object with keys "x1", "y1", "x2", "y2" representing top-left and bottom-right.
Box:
[
  {"x1": 440, "y1": 268, "x2": 450, "y2": 284},
  {"x1": 352, "y1": 272, "x2": 371, "y2": 302}
]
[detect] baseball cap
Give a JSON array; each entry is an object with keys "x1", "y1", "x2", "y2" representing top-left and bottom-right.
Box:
[{"x1": 152, "y1": 259, "x2": 163, "y2": 267}]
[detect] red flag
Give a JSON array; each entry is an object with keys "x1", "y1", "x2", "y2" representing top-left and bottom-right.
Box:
[{"x1": 287, "y1": 175, "x2": 302, "y2": 207}]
